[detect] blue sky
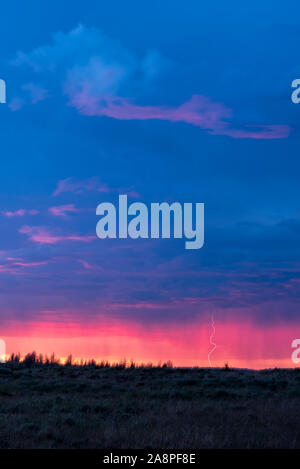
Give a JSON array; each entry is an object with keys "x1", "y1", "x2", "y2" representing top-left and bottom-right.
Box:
[{"x1": 0, "y1": 0, "x2": 300, "y2": 366}]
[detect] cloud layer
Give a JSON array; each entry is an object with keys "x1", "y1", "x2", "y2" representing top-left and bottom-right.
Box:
[{"x1": 11, "y1": 24, "x2": 291, "y2": 139}]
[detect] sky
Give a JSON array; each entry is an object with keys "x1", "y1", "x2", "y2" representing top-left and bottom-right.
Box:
[{"x1": 0, "y1": 0, "x2": 300, "y2": 367}]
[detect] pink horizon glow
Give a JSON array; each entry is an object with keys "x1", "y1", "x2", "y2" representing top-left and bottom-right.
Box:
[{"x1": 1, "y1": 317, "x2": 299, "y2": 369}]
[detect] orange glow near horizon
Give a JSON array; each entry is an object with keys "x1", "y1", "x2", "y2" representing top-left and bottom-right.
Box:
[{"x1": 1, "y1": 318, "x2": 299, "y2": 369}]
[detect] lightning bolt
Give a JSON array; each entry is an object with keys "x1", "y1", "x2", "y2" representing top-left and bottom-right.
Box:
[{"x1": 208, "y1": 312, "x2": 217, "y2": 367}]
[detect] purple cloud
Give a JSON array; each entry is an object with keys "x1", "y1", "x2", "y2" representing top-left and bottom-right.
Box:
[
  {"x1": 11, "y1": 24, "x2": 290, "y2": 140},
  {"x1": 65, "y1": 93, "x2": 291, "y2": 139}
]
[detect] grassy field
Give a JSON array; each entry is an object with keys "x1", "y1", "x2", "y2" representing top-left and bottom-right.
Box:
[{"x1": 0, "y1": 354, "x2": 300, "y2": 449}]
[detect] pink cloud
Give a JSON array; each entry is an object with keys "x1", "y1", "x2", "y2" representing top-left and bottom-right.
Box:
[
  {"x1": 3, "y1": 209, "x2": 39, "y2": 218},
  {"x1": 48, "y1": 204, "x2": 79, "y2": 217},
  {"x1": 6, "y1": 257, "x2": 23, "y2": 261},
  {"x1": 66, "y1": 93, "x2": 291, "y2": 140},
  {"x1": 19, "y1": 225, "x2": 95, "y2": 245},
  {"x1": 8, "y1": 97, "x2": 25, "y2": 112},
  {"x1": 126, "y1": 190, "x2": 140, "y2": 198},
  {"x1": 53, "y1": 177, "x2": 109, "y2": 196},
  {"x1": 79, "y1": 259, "x2": 94, "y2": 269},
  {"x1": 10, "y1": 25, "x2": 291, "y2": 140},
  {"x1": 0, "y1": 259, "x2": 48, "y2": 274}
]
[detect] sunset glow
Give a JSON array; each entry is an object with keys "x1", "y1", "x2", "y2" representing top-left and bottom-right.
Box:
[{"x1": 1, "y1": 317, "x2": 298, "y2": 369}]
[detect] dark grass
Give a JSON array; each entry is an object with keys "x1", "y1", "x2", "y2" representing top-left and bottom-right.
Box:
[{"x1": 0, "y1": 353, "x2": 300, "y2": 448}]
